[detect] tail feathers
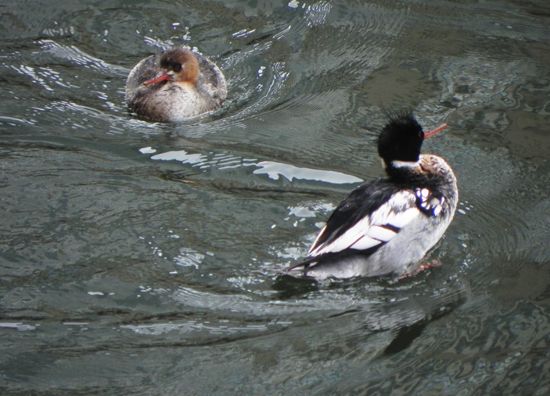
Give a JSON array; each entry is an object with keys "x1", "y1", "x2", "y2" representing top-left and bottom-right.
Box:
[{"x1": 285, "y1": 256, "x2": 320, "y2": 274}]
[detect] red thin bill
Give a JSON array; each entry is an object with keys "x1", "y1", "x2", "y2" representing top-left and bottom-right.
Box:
[{"x1": 424, "y1": 123, "x2": 448, "y2": 139}]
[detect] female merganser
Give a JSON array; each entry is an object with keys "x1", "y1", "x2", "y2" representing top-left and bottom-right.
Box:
[
  {"x1": 125, "y1": 47, "x2": 227, "y2": 122},
  {"x1": 288, "y1": 114, "x2": 458, "y2": 280}
]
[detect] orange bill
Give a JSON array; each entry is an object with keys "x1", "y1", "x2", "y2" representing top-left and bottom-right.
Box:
[
  {"x1": 424, "y1": 123, "x2": 448, "y2": 139},
  {"x1": 143, "y1": 72, "x2": 171, "y2": 86}
]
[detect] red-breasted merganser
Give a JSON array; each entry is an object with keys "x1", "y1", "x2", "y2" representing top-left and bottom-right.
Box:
[
  {"x1": 125, "y1": 47, "x2": 227, "y2": 122},
  {"x1": 288, "y1": 114, "x2": 458, "y2": 280}
]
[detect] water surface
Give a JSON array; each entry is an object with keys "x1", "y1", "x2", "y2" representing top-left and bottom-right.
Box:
[{"x1": 1, "y1": 0, "x2": 550, "y2": 394}]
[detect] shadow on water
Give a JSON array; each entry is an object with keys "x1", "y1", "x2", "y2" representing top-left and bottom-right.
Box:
[
  {"x1": 382, "y1": 294, "x2": 463, "y2": 355},
  {"x1": 272, "y1": 268, "x2": 468, "y2": 355},
  {"x1": 271, "y1": 273, "x2": 320, "y2": 299}
]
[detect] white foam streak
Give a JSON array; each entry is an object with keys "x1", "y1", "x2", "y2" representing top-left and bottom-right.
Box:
[{"x1": 254, "y1": 161, "x2": 363, "y2": 184}]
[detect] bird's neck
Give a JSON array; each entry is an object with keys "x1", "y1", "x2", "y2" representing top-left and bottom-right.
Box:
[
  {"x1": 385, "y1": 154, "x2": 456, "y2": 190},
  {"x1": 384, "y1": 158, "x2": 430, "y2": 186}
]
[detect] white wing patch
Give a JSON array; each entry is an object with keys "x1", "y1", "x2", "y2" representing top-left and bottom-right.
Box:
[
  {"x1": 367, "y1": 225, "x2": 396, "y2": 241},
  {"x1": 350, "y1": 235, "x2": 381, "y2": 251},
  {"x1": 386, "y1": 207, "x2": 419, "y2": 228},
  {"x1": 308, "y1": 225, "x2": 326, "y2": 253},
  {"x1": 308, "y1": 191, "x2": 422, "y2": 257},
  {"x1": 309, "y1": 215, "x2": 371, "y2": 256}
]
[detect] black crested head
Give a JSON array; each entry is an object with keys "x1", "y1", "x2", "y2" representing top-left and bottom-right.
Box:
[{"x1": 378, "y1": 113, "x2": 424, "y2": 166}]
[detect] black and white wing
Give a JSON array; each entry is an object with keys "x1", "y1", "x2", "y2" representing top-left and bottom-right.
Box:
[
  {"x1": 307, "y1": 190, "x2": 420, "y2": 258},
  {"x1": 288, "y1": 182, "x2": 447, "y2": 271}
]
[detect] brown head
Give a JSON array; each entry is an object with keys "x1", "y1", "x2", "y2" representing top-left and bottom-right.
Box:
[{"x1": 144, "y1": 48, "x2": 200, "y2": 87}]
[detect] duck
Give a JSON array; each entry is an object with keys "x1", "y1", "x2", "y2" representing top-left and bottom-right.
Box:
[
  {"x1": 287, "y1": 114, "x2": 458, "y2": 280},
  {"x1": 125, "y1": 47, "x2": 227, "y2": 122}
]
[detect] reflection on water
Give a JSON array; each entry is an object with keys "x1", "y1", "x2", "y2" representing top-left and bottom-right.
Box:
[{"x1": 1, "y1": 0, "x2": 550, "y2": 393}]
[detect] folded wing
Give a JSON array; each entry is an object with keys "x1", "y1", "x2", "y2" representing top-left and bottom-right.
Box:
[{"x1": 308, "y1": 190, "x2": 421, "y2": 258}]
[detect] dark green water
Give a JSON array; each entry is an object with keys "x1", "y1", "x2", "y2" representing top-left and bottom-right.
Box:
[{"x1": 1, "y1": 0, "x2": 550, "y2": 394}]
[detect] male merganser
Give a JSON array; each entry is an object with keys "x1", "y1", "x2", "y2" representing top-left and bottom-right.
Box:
[
  {"x1": 125, "y1": 47, "x2": 227, "y2": 122},
  {"x1": 288, "y1": 114, "x2": 458, "y2": 280}
]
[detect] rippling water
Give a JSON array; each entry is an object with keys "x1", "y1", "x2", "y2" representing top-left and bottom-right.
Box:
[{"x1": 2, "y1": 0, "x2": 550, "y2": 394}]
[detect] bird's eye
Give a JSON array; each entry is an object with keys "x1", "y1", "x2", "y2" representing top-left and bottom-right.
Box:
[{"x1": 173, "y1": 63, "x2": 182, "y2": 72}]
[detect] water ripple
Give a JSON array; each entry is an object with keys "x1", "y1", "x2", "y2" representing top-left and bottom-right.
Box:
[
  {"x1": 37, "y1": 39, "x2": 127, "y2": 76},
  {"x1": 2, "y1": 0, "x2": 550, "y2": 393}
]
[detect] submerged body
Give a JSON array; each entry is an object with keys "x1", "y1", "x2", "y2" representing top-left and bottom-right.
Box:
[
  {"x1": 125, "y1": 47, "x2": 227, "y2": 122},
  {"x1": 288, "y1": 115, "x2": 458, "y2": 280}
]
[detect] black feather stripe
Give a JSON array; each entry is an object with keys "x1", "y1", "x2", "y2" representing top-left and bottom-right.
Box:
[{"x1": 382, "y1": 223, "x2": 401, "y2": 233}]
